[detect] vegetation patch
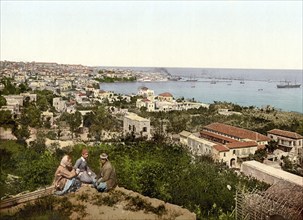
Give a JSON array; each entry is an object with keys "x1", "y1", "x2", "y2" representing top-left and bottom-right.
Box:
[{"x1": 124, "y1": 195, "x2": 167, "y2": 216}]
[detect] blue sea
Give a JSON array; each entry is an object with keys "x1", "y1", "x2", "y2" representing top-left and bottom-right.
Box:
[{"x1": 99, "y1": 68, "x2": 303, "y2": 113}]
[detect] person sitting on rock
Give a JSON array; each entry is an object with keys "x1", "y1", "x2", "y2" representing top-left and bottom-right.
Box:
[
  {"x1": 74, "y1": 148, "x2": 97, "y2": 184},
  {"x1": 54, "y1": 155, "x2": 80, "y2": 195},
  {"x1": 95, "y1": 153, "x2": 117, "y2": 192}
]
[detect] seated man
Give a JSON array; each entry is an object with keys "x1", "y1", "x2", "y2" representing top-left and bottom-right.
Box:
[
  {"x1": 95, "y1": 153, "x2": 117, "y2": 192},
  {"x1": 53, "y1": 155, "x2": 80, "y2": 195},
  {"x1": 74, "y1": 148, "x2": 96, "y2": 184}
]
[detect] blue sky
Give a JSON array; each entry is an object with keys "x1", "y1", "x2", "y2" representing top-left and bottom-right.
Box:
[{"x1": 1, "y1": 1, "x2": 302, "y2": 69}]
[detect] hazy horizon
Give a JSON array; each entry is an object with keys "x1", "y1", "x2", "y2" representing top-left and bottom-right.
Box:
[{"x1": 1, "y1": 1, "x2": 302, "y2": 69}]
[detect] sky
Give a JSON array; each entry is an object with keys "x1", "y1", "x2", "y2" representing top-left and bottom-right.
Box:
[{"x1": 1, "y1": 1, "x2": 302, "y2": 69}]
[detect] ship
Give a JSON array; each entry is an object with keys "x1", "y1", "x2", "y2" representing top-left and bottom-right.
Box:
[
  {"x1": 277, "y1": 81, "x2": 301, "y2": 88},
  {"x1": 186, "y1": 74, "x2": 198, "y2": 82}
]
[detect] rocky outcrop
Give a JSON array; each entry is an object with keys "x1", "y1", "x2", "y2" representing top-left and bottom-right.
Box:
[
  {"x1": 0, "y1": 185, "x2": 196, "y2": 220},
  {"x1": 68, "y1": 185, "x2": 196, "y2": 220}
]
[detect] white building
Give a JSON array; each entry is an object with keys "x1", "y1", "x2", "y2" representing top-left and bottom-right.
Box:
[
  {"x1": 53, "y1": 97, "x2": 66, "y2": 112},
  {"x1": 123, "y1": 113, "x2": 151, "y2": 139},
  {"x1": 241, "y1": 160, "x2": 303, "y2": 186},
  {"x1": 267, "y1": 129, "x2": 303, "y2": 163},
  {"x1": 180, "y1": 123, "x2": 270, "y2": 168},
  {"x1": 138, "y1": 87, "x2": 155, "y2": 99},
  {"x1": 20, "y1": 93, "x2": 37, "y2": 102},
  {"x1": 41, "y1": 111, "x2": 54, "y2": 127}
]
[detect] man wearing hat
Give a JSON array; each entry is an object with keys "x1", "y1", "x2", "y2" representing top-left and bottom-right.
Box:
[
  {"x1": 95, "y1": 153, "x2": 117, "y2": 192},
  {"x1": 74, "y1": 149, "x2": 96, "y2": 184}
]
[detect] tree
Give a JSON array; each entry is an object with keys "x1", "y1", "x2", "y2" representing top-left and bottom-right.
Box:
[
  {"x1": 253, "y1": 148, "x2": 267, "y2": 162},
  {"x1": 266, "y1": 140, "x2": 278, "y2": 153},
  {"x1": 0, "y1": 77, "x2": 18, "y2": 95},
  {"x1": 0, "y1": 95, "x2": 7, "y2": 107},
  {"x1": 20, "y1": 104, "x2": 41, "y2": 127},
  {"x1": 67, "y1": 111, "x2": 82, "y2": 137},
  {"x1": 0, "y1": 110, "x2": 15, "y2": 127},
  {"x1": 30, "y1": 131, "x2": 47, "y2": 154},
  {"x1": 13, "y1": 125, "x2": 30, "y2": 144},
  {"x1": 18, "y1": 82, "x2": 31, "y2": 93}
]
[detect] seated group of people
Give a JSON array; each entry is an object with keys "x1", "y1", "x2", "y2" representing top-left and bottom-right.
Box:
[{"x1": 53, "y1": 149, "x2": 117, "y2": 195}]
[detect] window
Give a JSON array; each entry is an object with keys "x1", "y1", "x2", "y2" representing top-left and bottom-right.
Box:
[
  {"x1": 223, "y1": 153, "x2": 226, "y2": 157},
  {"x1": 132, "y1": 125, "x2": 136, "y2": 132},
  {"x1": 233, "y1": 150, "x2": 236, "y2": 155},
  {"x1": 129, "y1": 125, "x2": 131, "y2": 131},
  {"x1": 143, "y1": 127, "x2": 147, "y2": 132}
]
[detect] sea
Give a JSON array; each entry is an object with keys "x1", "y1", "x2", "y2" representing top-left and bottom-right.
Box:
[{"x1": 99, "y1": 67, "x2": 303, "y2": 113}]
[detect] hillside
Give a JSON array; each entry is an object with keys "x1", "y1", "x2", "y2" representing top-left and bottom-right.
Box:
[{"x1": 0, "y1": 185, "x2": 196, "y2": 220}]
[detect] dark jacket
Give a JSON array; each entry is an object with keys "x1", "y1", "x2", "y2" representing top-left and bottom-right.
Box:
[{"x1": 99, "y1": 160, "x2": 117, "y2": 190}]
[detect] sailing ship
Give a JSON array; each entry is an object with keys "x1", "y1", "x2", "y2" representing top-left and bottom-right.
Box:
[
  {"x1": 186, "y1": 74, "x2": 198, "y2": 82},
  {"x1": 276, "y1": 81, "x2": 301, "y2": 88}
]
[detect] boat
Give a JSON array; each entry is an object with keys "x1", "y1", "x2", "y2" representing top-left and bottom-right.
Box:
[
  {"x1": 186, "y1": 74, "x2": 198, "y2": 82},
  {"x1": 210, "y1": 80, "x2": 216, "y2": 84},
  {"x1": 168, "y1": 76, "x2": 182, "y2": 81},
  {"x1": 277, "y1": 81, "x2": 301, "y2": 88},
  {"x1": 240, "y1": 81, "x2": 245, "y2": 84},
  {"x1": 186, "y1": 79, "x2": 198, "y2": 82}
]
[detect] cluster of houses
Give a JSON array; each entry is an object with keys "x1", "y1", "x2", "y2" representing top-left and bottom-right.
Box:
[
  {"x1": 136, "y1": 86, "x2": 209, "y2": 112},
  {"x1": 1, "y1": 61, "x2": 303, "y2": 186},
  {"x1": 0, "y1": 61, "x2": 96, "y2": 92},
  {"x1": 120, "y1": 110, "x2": 303, "y2": 174},
  {"x1": 179, "y1": 123, "x2": 302, "y2": 169}
]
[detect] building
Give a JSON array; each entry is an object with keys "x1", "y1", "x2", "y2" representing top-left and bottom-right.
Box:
[
  {"x1": 20, "y1": 93, "x2": 37, "y2": 102},
  {"x1": 136, "y1": 98, "x2": 155, "y2": 112},
  {"x1": 267, "y1": 129, "x2": 303, "y2": 163},
  {"x1": 241, "y1": 160, "x2": 303, "y2": 186},
  {"x1": 179, "y1": 130, "x2": 192, "y2": 145},
  {"x1": 157, "y1": 92, "x2": 173, "y2": 102},
  {"x1": 202, "y1": 122, "x2": 270, "y2": 146},
  {"x1": 41, "y1": 111, "x2": 54, "y2": 127},
  {"x1": 123, "y1": 113, "x2": 151, "y2": 139},
  {"x1": 180, "y1": 123, "x2": 270, "y2": 168},
  {"x1": 53, "y1": 97, "x2": 66, "y2": 112},
  {"x1": 138, "y1": 87, "x2": 155, "y2": 98}
]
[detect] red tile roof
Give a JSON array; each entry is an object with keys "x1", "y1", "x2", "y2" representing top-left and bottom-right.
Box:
[
  {"x1": 143, "y1": 98, "x2": 150, "y2": 102},
  {"x1": 226, "y1": 141, "x2": 258, "y2": 149},
  {"x1": 213, "y1": 144, "x2": 229, "y2": 152},
  {"x1": 200, "y1": 130, "x2": 238, "y2": 143},
  {"x1": 268, "y1": 129, "x2": 303, "y2": 139},
  {"x1": 204, "y1": 123, "x2": 270, "y2": 142},
  {"x1": 158, "y1": 92, "x2": 173, "y2": 97}
]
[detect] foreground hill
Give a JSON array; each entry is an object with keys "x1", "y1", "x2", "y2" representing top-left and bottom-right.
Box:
[{"x1": 1, "y1": 185, "x2": 196, "y2": 220}]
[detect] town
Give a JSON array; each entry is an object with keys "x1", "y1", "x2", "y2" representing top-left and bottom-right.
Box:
[{"x1": 1, "y1": 60, "x2": 303, "y2": 219}]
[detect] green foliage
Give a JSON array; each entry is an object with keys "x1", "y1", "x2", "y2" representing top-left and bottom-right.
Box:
[
  {"x1": 83, "y1": 142, "x2": 268, "y2": 219},
  {"x1": 252, "y1": 148, "x2": 267, "y2": 162},
  {"x1": 266, "y1": 140, "x2": 278, "y2": 153},
  {"x1": 0, "y1": 95, "x2": 7, "y2": 107},
  {"x1": 0, "y1": 78, "x2": 31, "y2": 96},
  {"x1": 19, "y1": 103, "x2": 42, "y2": 127},
  {"x1": 0, "y1": 77, "x2": 18, "y2": 95},
  {"x1": 68, "y1": 111, "x2": 82, "y2": 135},
  {"x1": 35, "y1": 89, "x2": 56, "y2": 111},
  {"x1": 0, "y1": 139, "x2": 60, "y2": 197},
  {"x1": 83, "y1": 106, "x2": 120, "y2": 140},
  {"x1": 12, "y1": 125, "x2": 30, "y2": 143},
  {"x1": 1, "y1": 196, "x2": 85, "y2": 219},
  {"x1": 0, "y1": 110, "x2": 15, "y2": 128},
  {"x1": 95, "y1": 76, "x2": 136, "y2": 83}
]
